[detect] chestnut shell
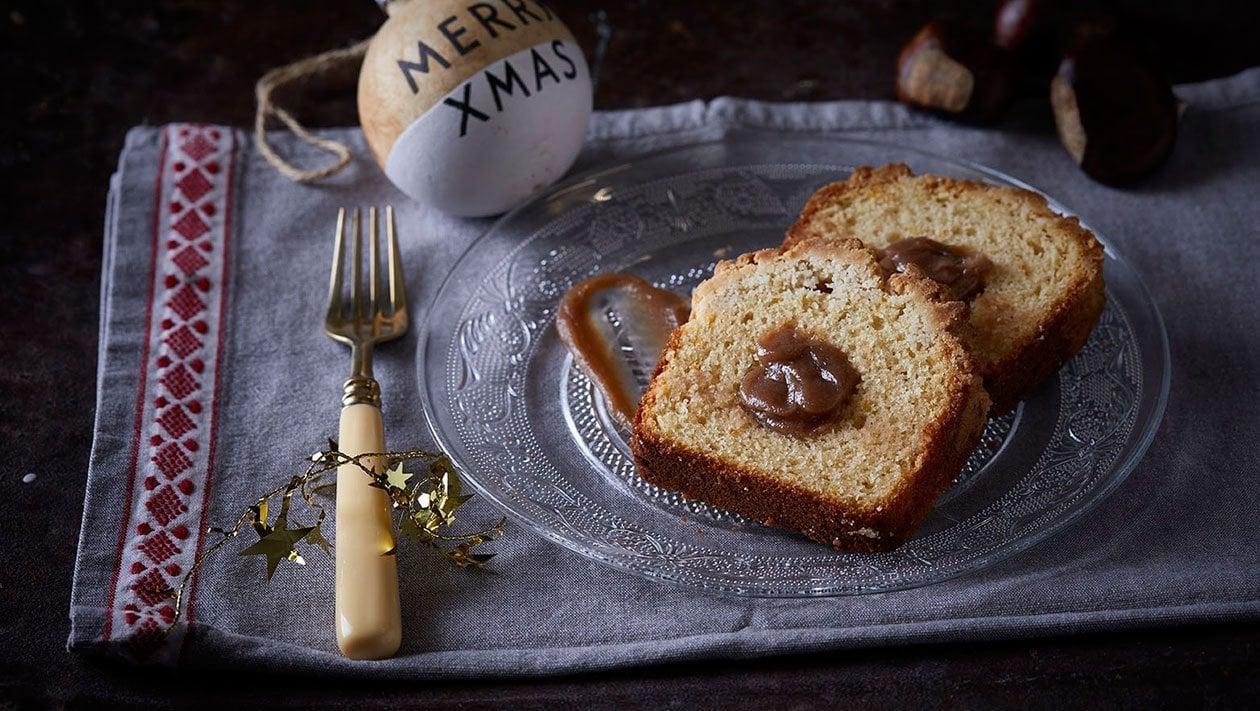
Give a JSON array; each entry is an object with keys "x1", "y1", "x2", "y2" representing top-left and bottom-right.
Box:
[
  {"x1": 1052, "y1": 40, "x2": 1179, "y2": 185},
  {"x1": 895, "y1": 21, "x2": 1018, "y2": 121}
]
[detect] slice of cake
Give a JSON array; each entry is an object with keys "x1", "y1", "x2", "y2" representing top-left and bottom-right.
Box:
[
  {"x1": 785, "y1": 164, "x2": 1105, "y2": 412},
  {"x1": 631, "y1": 238, "x2": 990, "y2": 552}
]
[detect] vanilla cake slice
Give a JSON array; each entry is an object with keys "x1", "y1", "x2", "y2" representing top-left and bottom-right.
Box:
[{"x1": 631, "y1": 238, "x2": 990, "y2": 552}]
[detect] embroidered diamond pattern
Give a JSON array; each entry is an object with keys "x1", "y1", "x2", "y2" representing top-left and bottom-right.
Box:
[
  {"x1": 138, "y1": 530, "x2": 181, "y2": 564},
  {"x1": 152, "y1": 442, "x2": 193, "y2": 479},
  {"x1": 116, "y1": 124, "x2": 230, "y2": 659},
  {"x1": 172, "y1": 209, "x2": 209, "y2": 241},
  {"x1": 175, "y1": 169, "x2": 212, "y2": 202},
  {"x1": 156, "y1": 406, "x2": 196, "y2": 440},
  {"x1": 171, "y1": 245, "x2": 209, "y2": 275},
  {"x1": 158, "y1": 363, "x2": 199, "y2": 399},
  {"x1": 180, "y1": 133, "x2": 216, "y2": 161},
  {"x1": 145, "y1": 484, "x2": 187, "y2": 527},
  {"x1": 130, "y1": 568, "x2": 173, "y2": 607},
  {"x1": 166, "y1": 284, "x2": 205, "y2": 321},
  {"x1": 125, "y1": 618, "x2": 167, "y2": 660},
  {"x1": 163, "y1": 324, "x2": 202, "y2": 359}
]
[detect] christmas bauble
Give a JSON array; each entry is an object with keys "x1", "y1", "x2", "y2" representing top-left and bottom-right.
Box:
[{"x1": 358, "y1": 0, "x2": 593, "y2": 216}]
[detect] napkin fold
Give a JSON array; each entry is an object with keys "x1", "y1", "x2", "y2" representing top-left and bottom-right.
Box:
[{"x1": 72, "y1": 68, "x2": 1260, "y2": 676}]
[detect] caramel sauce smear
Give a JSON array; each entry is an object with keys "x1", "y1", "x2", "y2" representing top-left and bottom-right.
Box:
[{"x1": 556, "y1": 273, "x2": 690, "y2": 430}]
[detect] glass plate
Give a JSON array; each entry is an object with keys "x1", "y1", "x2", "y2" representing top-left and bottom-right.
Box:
[{"x1": 419, "y1": 132, "x2": 1170, "y2": 597}]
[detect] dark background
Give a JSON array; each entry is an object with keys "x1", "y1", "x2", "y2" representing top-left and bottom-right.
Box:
[{"x1": 2, "y1": 0, "x2": 1258, "y2": 707}]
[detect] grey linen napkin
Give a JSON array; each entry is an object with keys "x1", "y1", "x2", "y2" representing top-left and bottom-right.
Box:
[{"x1": 71, "y1": 68, "x2": 1260, "y2": 676}]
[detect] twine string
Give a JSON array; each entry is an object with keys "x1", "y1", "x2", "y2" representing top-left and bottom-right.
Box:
[{"x1": 254, "y1": 38, "x2": 373, "y2": 182}]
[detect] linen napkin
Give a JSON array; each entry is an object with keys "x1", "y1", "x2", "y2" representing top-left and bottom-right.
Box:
[{"x1": 71, "y1": 68, "x2": 1260, "y2": 676}]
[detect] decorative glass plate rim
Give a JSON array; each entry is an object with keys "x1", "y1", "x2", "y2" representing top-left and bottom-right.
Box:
[{"x1": 418, "y1": 132, "x2": 1172, "y2": 597}]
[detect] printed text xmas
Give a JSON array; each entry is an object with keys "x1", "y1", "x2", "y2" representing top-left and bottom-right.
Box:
[{"x1": 429, "y1": 41, "x2": 580, "y2": 137}]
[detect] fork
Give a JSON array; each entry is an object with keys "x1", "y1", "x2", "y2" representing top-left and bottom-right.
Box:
[{"x1": 325, "y1": 206, "x2": 407, "y2": 660}]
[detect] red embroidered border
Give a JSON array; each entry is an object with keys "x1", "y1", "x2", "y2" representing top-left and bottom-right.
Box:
[
  {"x1": 183, "y1": 127, "x2": 237, "y2": 637},
  {"x1": 103, "y1": 124, "x2": 234, "y2": 662}
]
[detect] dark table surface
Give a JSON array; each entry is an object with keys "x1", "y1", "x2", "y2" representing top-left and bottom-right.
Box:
[{"x1": 2, "y1": 1, "x2": 1258, "y2": 707}]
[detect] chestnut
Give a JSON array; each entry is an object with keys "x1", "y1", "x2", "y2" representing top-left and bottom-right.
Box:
[
  {"x1": 1050, "y1": 38, "x2": 1178, "y2": 185},
  {"x1": 895, "y1": 21, "x2": 1018, "y2": 121},
  {"x1": 994, "y1": 0, "x2": 1049, "y2": 52},
  {"x1": 992, "y1": 0, "x2": 1060, "y2": 78}
]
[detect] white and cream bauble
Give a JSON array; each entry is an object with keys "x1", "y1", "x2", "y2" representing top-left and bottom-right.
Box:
[{"x1": 358, "y1": 0, "x2": 593, "y2": 216}]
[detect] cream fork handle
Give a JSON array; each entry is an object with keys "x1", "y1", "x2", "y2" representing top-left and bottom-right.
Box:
[{"x1": 334, "y1": 402, "x2": 402, "y2": 660}]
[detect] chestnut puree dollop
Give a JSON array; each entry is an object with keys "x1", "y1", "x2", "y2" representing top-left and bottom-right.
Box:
[
  {"x1": 878, "y1": 237, "x2": 993, "y2": 301},
  {"x1": 738, "y1": 327, "x2": 860, "y2": 436}
]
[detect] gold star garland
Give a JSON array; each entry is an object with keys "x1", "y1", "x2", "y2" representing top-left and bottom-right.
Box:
[{"x1": 161, "y1": 443, "x2": 506, "y2": 632}]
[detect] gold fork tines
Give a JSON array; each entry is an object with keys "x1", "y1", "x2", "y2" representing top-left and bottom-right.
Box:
[
  {"x1": 325, "y1": 206, "x2": 408, "y2": 407},
  {"x1": 324, "y1": 206, "x2": 407, "y2": 660}
]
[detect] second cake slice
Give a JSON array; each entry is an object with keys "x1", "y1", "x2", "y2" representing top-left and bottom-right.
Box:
[{"x1": 786, "y1": 164, "x2": 1105, "y2": 412}]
